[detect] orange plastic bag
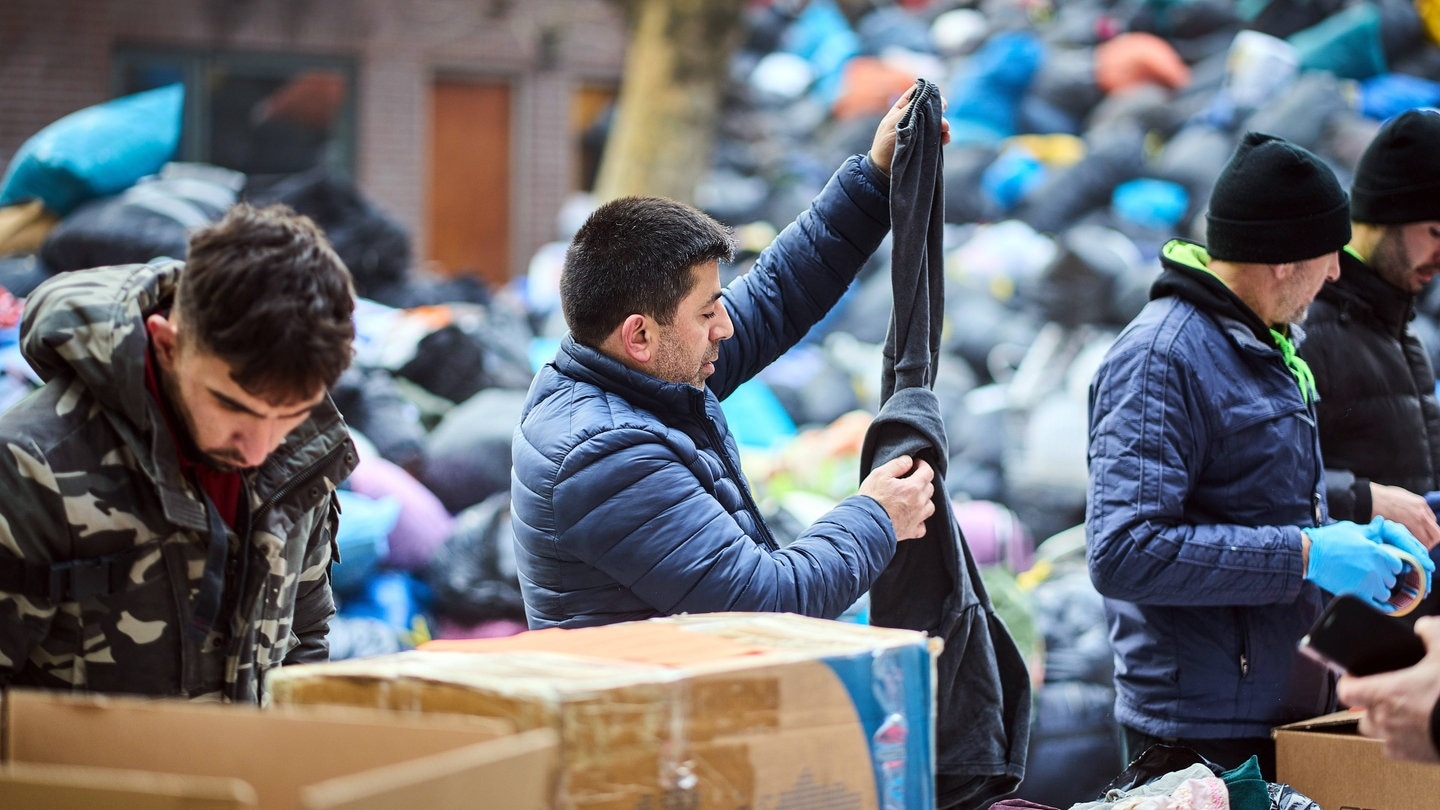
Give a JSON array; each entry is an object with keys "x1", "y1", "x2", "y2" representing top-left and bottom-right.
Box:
[{"x1": 1095, "y1": 32, "x2": 1191, "y2": 94}]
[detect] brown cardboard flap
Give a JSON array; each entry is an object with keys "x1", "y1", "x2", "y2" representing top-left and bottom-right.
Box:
[
  {"x1": 1275, "y1": 710, "x2": 1440, "y2": 810},
  {"x1": 1271, "y1": 709, "x2": 1362, "y2": 736},
  {"x1": 0, "y1": 760, "x2": 255, "y2": 809},
  {"x1": 300, "y1": 728, "x2": 558, "y2": 810},
  {"x1": 0, "y1": 689, "x2": 555, "y2": 810},
  {"x1": 420, "y1": 611, "x2": 931, "y2": 671}
]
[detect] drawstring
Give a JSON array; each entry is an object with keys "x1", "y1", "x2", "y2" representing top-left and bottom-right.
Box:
[
  {"x1": 1185, "y1": 254, "x2": 1319, "y2": 406},
  {"x1": 1270, "y1": 328, "x2": 1318, "y2": 404}
]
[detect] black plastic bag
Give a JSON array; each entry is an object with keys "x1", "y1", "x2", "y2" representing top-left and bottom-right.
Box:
[{"x1": 423, "y1": 492, "x2": 526, "y2": 625}]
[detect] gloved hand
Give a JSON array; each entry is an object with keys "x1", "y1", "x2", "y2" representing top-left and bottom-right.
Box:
[
  {"x1": 1373, "y1": 517, "x2": 1436, "y2": 601},
  {"x1": 1304, "y1": 521, "x2": 1402, "y2": 612}
]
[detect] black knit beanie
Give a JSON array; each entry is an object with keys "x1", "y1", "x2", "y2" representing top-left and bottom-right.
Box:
[
  {"x1": 1351, "y1": 108, "x2": 1440, "y2": 224},
  {"x1": 1206, "y1": 132, "x2": 1351, "y2": 264}
]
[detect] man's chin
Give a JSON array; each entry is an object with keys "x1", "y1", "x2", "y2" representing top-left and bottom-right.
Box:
[
  {"x1": 202, "y1": 455, "x2": 247, "y2": 474},
  {"x1": 694, "y1": 363, "x2": 717, "y2": 389}
]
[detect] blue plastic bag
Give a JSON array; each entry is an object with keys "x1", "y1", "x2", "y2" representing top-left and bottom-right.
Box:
[
  {"x1": 332, "y1": 488, "x2": 401, "y2": 597},
  {"x1": 1111, "y1": 177, "x2": 1189, "y2": 232},
  {"x1": 0, "y1": 83, "x2": 184, "y2": 216},
  {"x1": 1360, "y1": 76, "x2": 1440, "y2": 121},
  {"x1": 944, "y1": 31, "x2": 1045, "y2": 145}
]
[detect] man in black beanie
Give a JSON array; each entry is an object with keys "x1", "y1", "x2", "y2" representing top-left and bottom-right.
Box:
[
  {"x1": 1302, "y1": 108, "x2": 1440, "y2": 762},
  {"x1": 1304, "y1": 108, "x2": 1440, "y2": 557},
  {"x1": 1086, "y1": 130, "x2": 1433, "y2": 779}
]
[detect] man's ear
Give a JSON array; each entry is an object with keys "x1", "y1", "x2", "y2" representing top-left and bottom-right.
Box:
[
  {"x1": 615, "y1": 313, "x2": 655, "y2": 365},
  {"x1": 146, "y1": 312, "x2": 179, "y2": 368}
]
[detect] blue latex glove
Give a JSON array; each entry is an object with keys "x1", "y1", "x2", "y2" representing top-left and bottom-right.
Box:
[
  {"x1": 1372, "y1": 516, "x2": 1436, "y2": 598},
  {"x1": 1303, "y1": 521, "x2": 1402, "y2": 612}
]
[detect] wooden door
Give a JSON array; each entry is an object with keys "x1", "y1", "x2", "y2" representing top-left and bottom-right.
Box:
[{"x1": 428, "y1": 79, "x2": 510, "y2": 286}]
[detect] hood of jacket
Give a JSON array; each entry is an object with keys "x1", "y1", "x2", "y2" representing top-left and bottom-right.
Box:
[
  {"x1": 21, "y1": 260, "x2": 180, "y2": 432},
  {"x1": 1153, "y1": 239, "x2": 1278, "y2": 348}
]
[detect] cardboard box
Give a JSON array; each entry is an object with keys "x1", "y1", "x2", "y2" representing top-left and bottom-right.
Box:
[
  {"x1": 0, "y1": 688, "x2": 558, "y2": 809},
  {"x1": 1274, "y1": 710, "x2": 1440, "y2": 810},
  {"x1": 268, "y1": 612, "x2": 939, "y2": 810}
]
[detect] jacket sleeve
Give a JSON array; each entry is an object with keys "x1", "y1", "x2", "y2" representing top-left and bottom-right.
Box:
[
  {"x1": 555, "y1": 427, "x2": 895, "y2": 620},
  {"x1": 282, "y1": 493, "x2": 338, "y2": 666},
  {"x1": 709, "y1": 155, "x2": 891, "y2": 400},
  {"x1": 0, "y1": 435, "x2": 65, "y2": 683},
  {"x1": 1085, "y1": 337, "x2": 1309, "y2": 606}
]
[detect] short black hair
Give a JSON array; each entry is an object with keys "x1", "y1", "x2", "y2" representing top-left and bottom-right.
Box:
[
  {"x1": 560, "y1": 196, "x2": 734, "y2": 347},
  {"x1": 176, "y1": 202, "x2": 355, "y2": 401}
]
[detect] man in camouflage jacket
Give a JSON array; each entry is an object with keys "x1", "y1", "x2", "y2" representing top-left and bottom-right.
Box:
[{"x1": 0, "y1": 203, "x2": 358, "y2": 702}]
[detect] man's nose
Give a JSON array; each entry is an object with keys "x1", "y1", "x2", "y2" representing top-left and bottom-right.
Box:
[
  {"x1": 714, "y1": 300, "x2": 735, "y2": 340},
  {"x1": 236, "y1": 422, "x2": 284, "y2": 467}
]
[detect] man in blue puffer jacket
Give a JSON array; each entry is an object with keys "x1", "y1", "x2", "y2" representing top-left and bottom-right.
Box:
[
  {"x1": 511, "y1": 86, "x2": 945, "y2": 631},
  {"x1": 1086, "y1": 132, "x2": 1434, "y2": 780}
]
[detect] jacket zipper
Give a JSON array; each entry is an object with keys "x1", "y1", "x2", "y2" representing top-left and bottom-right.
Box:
[
  {"x1": 698, "y1": 401, "x2": 780, "y2": 552},
  {"x1": 224, "y1": 439, "x2": 351, "y2": 701},
  {"x1": 254, "y1": 439, "x2": 351, "y2": 522},
  {"x1": 1235, "y1": 606, "x2": 1251, "y2": 679}
]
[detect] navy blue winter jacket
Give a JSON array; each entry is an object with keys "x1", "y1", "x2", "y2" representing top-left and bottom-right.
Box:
[
  {"x1": 1085, "y1": 240, "x2": 1334, "y2": 740},
  {"x1": 511, "y1": 155, "x2": 897, "y2": 630}
]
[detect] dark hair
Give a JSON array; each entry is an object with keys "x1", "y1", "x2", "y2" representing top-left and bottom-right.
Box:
[
  {"x1": 560, "y1": 196, "x2": 735, "y2": 346},
  {"x1": 176, "y1": 202, "x2": 355, "y2": 400}
]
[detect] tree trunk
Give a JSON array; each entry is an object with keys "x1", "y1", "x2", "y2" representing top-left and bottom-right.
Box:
[{"x1": 592, "y1": 0, "x2": 745, "y2": 205}]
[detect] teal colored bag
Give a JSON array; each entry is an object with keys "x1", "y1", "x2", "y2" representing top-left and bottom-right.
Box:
[
  {"x1": 0, "y1": 83, "x2": 184, "y2": 216},
  {"x1": 1289, "y1": 3, "x2": 1387, "y2": 81}
]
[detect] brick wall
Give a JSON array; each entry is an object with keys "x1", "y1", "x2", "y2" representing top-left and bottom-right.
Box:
[{"x1": 1, "y1": 0, "x2": 627, "y2": 281}]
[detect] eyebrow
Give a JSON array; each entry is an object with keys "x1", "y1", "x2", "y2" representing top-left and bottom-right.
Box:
[{"x1": 211, "y1": 388, "x2": 320, "y2": 420}]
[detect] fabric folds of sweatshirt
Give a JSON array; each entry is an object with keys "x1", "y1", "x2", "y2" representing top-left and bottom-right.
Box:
[{"x1": 857, "y1": 77, "x2": 1033, "y2": 810}]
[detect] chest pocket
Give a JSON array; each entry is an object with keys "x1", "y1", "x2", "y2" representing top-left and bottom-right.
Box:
[{"x1": 1200, "y1": 370, "x2": 1317, "y2": 525}]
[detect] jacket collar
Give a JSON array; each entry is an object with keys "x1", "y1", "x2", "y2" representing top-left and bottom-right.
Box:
[
  {"x1": 556, "y1": 335, "x2": 710, "y2": 416},
  {"x1": 1153, "y1": 239, "x2": 1281, "y2": 349},
  {"x1": 1317, "y1": 247, "x2": 1415, "y2": 337}
]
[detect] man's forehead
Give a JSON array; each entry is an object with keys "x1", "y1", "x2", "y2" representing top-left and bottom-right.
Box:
[
  {"x1": 211, "y1": 380, "x2": 325, "y2": 417},
  {"x1": 689, "y1": 260, "x2": 722, "y2": 293},
  {"x1": 187, "y1": 351, "x2": 323, "y2": 413}
]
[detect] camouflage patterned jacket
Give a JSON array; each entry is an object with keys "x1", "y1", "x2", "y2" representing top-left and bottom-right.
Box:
[{"x1": 0, "y1": 260, "x2": 357, "y2": 702}]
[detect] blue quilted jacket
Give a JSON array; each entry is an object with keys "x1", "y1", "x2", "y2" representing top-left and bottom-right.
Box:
[
  {"x1": 1085, "y1": 240, "x2": 1334, "y2": 740},
  {"x1": 511, "y1": 155, "x2": 897, "y2": 630}
]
